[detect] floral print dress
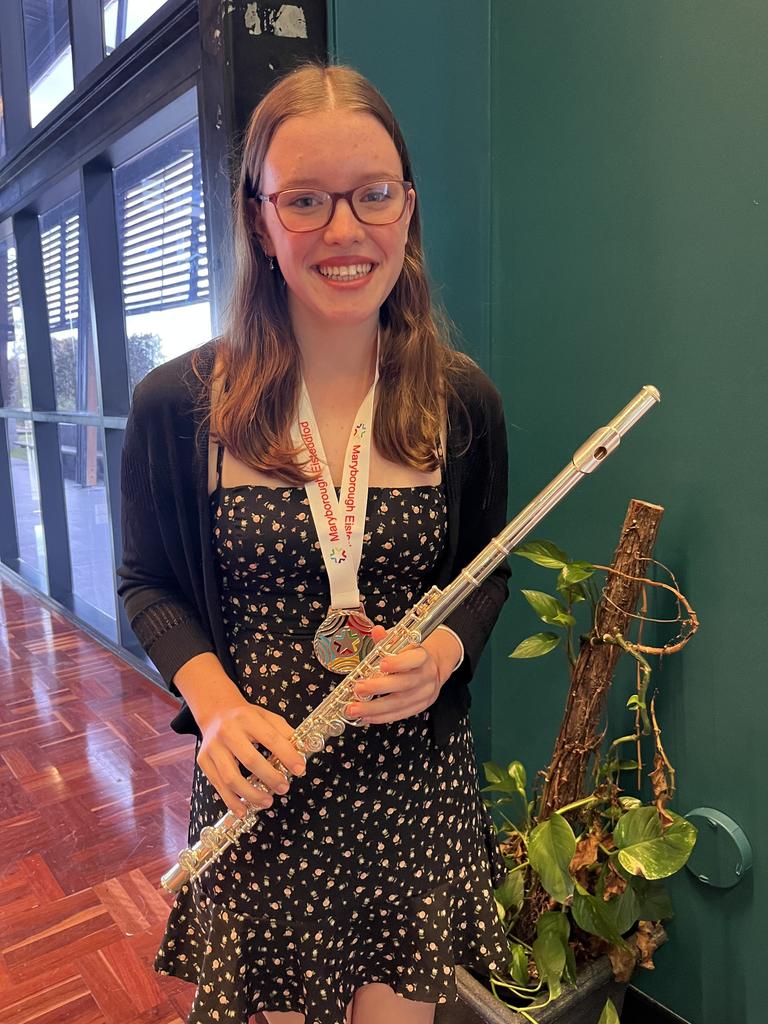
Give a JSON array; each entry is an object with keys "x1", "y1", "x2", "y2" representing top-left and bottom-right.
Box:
[{"x1": 154, "y1": 454, "x2": 509, "y2": 1023}]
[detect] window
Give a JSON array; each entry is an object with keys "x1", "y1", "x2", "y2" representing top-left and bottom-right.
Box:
[
  {"x1": 58, "y1": 423, "x2": 114, "y2": 619},
  {"x1": 6, "y1": 417, "x2": 47, "y2": 580},
  {"x1": 22, "y1": 0, "x2": 75, "y2": 127},
  {"x1": 0, "y1": 58, "x2": 6, "y2": 159},
  {"x1": 102, "y1": 0, "x2": 169, "y2": 56},
  {"x1": 0, "y1": 233, "x2": 31, "y2": 410},
  {"x1": 40, "y1": 196, "x2": 99, "y2": 414},
  {"x1": 114, "y1": 119, "x2": 211, "y2": 393}
]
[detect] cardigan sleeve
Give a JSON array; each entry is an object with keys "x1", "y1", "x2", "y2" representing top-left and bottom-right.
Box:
[
  {"x1": 441, "y1": 377, "x2": 511, "y2": 687},
  {"x1": 116, "y1": 374, "x2": 215, "y2": 693}
]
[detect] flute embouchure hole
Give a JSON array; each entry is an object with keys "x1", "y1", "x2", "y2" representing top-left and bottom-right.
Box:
[{"x1": 594, "y1": 447, "x2": 608, "y2": 460}]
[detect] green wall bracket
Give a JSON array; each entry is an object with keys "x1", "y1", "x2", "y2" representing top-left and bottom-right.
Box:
[{"x1": 684, "y1": 807, "x2": 753, "y2": 888}]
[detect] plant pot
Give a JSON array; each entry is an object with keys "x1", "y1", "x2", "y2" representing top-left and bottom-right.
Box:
[{"x1": 434, "y1": 961, "x2": 628, "y2": 1024}]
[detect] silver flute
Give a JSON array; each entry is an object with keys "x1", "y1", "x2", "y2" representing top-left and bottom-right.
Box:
[{"x1": 161, "y1": 385, "x2": 660, "y2": 893}]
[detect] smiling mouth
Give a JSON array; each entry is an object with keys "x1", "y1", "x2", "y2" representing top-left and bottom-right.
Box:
[{"x1": 314, "y1": 262, "x2": 375, "y2": 281}]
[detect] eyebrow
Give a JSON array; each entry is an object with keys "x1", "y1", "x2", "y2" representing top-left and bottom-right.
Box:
[{"x1": 278, "y1": 173, "x2": 403, "y2": 189}]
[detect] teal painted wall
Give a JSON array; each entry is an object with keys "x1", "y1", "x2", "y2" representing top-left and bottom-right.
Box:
[
  {"x1": 331, "y1": 1, "x2": 497, "y2": 758},
  {"x1": 490, "y1": 4, "x2": 767, "y2": 1023},
  {"x1": 334, "y1": 2, "x2": 767, "y2": 1020}
]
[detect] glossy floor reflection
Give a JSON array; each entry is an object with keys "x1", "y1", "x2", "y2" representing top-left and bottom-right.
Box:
[{"x1": 0, "y1": 577, "x2": 196, "y2": 1023}]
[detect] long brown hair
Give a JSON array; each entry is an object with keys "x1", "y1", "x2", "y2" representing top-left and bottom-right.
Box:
[{"x1": 194, "y1": 62, "x2": 472, "y2": 484}]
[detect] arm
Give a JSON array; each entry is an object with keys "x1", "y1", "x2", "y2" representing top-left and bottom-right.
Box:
[
  {"x1": 116, "y1": 375, "x2": 215, "y2": 694},
  {"x1": 442, "y1": 378, "x2": 511, "y2": 686}
]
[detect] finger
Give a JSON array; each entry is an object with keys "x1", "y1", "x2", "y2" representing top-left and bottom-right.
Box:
[
  {"x1": 371, "y1": 624, "x2": 389, "y2": 642},
  {"x1": 229, "y1": 736, "x2": 294, "y2": 795},
  {"x1": 356, "y1": 700, "x2": 427, "y2": 725},
  {"x1": 379, "y1": 647, "x2": 429, "y2": 674},
  {"x1": 247, "y1": 715, "x2": 307, "y2": 778},
  {"x1": 202, "y1": 750, "x2": 274, "y2": 817}
]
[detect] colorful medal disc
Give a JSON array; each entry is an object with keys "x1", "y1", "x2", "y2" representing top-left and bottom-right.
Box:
[{"x1": 313, "y1": 606, "x2": 375, "y2": 673}]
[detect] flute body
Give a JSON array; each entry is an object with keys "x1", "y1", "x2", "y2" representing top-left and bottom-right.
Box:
[{"x1": 161, "y1": 385, "x2": 660, "y2": 893}]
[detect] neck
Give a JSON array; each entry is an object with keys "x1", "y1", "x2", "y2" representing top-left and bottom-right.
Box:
[{"x1": 290, "y1": 302, "x2": 379, "y2": 390}]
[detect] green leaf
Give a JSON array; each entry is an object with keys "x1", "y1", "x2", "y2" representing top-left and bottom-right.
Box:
[
  {"x1": 509, "y1": 632, "x2": 561, "y2": 658},
  {"x1": 598, "y1": 998, "x2": 621, "y2": 1024},
  {"x1": 614, "y1": 806, "x2": 663, "y2": 848},
  {"x1": 483, "y1": 761, "x2": 511, "y2": 788},
  {"x1": 507, "y1": 761, "x2": 527, "y2": 793},
  {"x1": 629, "y1": 877, "x2": 675, "y2": 921},
  {"x1": 495, "y1": 867, "x2": 525, "y2": 913},
  {"x1": 509, "y1": 943, "x2": 530, "y2": 986},
  {"x1": 522, "y1": 590, "x2": 567, "y2": 623},
  {"x1": 603, "y1": 881, "x2": 642, "y2": 935},
  {"x1": 564, "y1": 942, "x2": 578, "y2": 984},
  {"x1": 532, "y1": 930, "x2": 566, "y2": 1000},
  {"x1": 616, "y1": 810, "x2": 697, "y2": 880},
  {"x1": 528, "y1": 814, "x2": 576, "y2": 903},
  {"x1": 571, "y1": 891, "x2": 627, "y2": 946},
  {"x1": 557, "y1": 581, "x2": 587, "y2": 604},
  {"x1": 537, "y1": 909, "x2": 570, "y2": 945},
  {"x1": 618, "y1": 796, "x2": 642, "y2": 811},
  {"x1": 560, "y1": 561, "x2": 596, "y2": 585},
  {"x1": 512, "y1": 539, "x2": 569, "y2": 568}
]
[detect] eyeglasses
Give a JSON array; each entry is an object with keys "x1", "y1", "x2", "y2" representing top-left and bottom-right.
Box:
[{"x1": 256, "y1": 180, "x2": 412, "y2": 232}]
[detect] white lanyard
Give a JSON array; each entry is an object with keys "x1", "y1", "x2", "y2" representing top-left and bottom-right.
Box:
[{"x1": 291, "y1": 334, "x2": 379, "y2": 611}]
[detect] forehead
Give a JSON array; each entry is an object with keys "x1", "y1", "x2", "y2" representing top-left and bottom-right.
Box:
[{"x1": 261, "y1": 109, "x2": 404, "y2": 189}]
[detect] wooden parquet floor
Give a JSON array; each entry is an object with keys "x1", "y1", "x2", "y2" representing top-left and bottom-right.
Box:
[{"x1": 0, "y1": 578, "x2": 198, "y2": 1023}]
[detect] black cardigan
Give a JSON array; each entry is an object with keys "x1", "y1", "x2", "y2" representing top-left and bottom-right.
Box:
[{"x1": 116, "y1": 340, "x2": 510, "y2": 747}]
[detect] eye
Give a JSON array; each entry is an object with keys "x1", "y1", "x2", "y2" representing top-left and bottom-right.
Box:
[
  {"x1": 358, "y1": 184, "x2": 392, "y2": 204},
  {"x1": 284, "y1": 191, "x2": 326, "y2": 210}
]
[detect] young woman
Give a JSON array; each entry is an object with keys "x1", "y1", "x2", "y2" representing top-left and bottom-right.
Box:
[{"x1": 118, "y1": 63, "x2": 511, "y2": 1024}]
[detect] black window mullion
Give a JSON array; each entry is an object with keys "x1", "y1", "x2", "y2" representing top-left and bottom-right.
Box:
[
  {"x1": 68, "y1": 0, "x2": 105, "y2": 85},
  {"x1": 0, "y1": 419, "x2": 20, "y2": 565},
  {"x1": 14, "y1": 210, "x2": 56, "y2": 410},
  {"x1": 32, "y1": 418, "x2": 73, "y2": 599},
  {"x1": 14, "y1": 209, "x2": 73, "y2": 597},
  {"x1": 81, "y1": 160, "x2": 130, "y2": 417},
  {"x1": 104, "y1": 425, "x2": 136, "y2": 652},
  {"x1": 0, "y1": 1, "x2": 31, "y2": 150}
]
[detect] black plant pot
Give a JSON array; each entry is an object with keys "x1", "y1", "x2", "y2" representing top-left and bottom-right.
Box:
[{"x1": 435, "y1": 962, "x2": 628, "y2": 1024}]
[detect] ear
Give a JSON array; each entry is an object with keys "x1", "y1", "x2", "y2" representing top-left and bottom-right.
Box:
[
  {"x1": 246, "y1": 197, "x2": 274, "y2": 256},
  {"x1": 404, "y1": 186, "x2": 416, "y2": 229}
]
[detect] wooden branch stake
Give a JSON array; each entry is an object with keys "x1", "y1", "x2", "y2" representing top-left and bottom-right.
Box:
[{"x1": 538, "y1": 499, "x2": 665, "y2": 820}]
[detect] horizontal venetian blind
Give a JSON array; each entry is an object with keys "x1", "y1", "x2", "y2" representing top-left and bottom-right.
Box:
[
  {"x1": 118, "y1": 139, "x2": 209, "y2": 317},
  {"x1": 41, "y1": 205, "x2": 80, "y2": 334}
]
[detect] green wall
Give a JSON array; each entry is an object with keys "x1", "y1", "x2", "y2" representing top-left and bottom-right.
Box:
[
  {"x1": 331, "y1": 0, "x2": 497, "y2": 755},
  {"x1": 334, "y1": 2, "x2": 767, "y2": 1021}
]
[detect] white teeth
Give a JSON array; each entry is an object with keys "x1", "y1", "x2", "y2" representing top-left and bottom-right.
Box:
[{"x1": 317, "y1": 263, "x2": 373, "y2": 280}]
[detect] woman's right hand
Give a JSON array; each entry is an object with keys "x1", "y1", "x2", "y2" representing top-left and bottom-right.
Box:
[{"x1": 196, "y1": 696, "x2": 307, "y2": 817}]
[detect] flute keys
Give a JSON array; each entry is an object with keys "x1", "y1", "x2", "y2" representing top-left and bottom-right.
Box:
[
  {"x1": 327, "y1": 719, "x2": 346, "y2": 737},
  {"x1": 200, "y1": 826, "x2": 223, "y2": 851},
  {"x1": 178, "y1": 849, "x2": 198, "y2": 873},
  {"x1": 305, "y1": 732, "x2": 325, "y2": 753}
]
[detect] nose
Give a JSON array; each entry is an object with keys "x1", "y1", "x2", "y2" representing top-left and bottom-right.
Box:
[{"x1": 323, "y1": 197, "x2": 366, "y2": 245}]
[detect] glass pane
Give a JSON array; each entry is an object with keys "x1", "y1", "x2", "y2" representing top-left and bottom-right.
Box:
[
  {"x1": 58, "y1": 423, "x2": 115, "y2": 619},
  {"x1": 23, "y1": 0, "x2": 74, "y2": 127},
  {"x1": 40, "y1": 196, "x2": 99, "y2": 414},
  {"x1": 7, "y1": 418, "x2": 47, "y2": 578},
  {"x1": 114, "y1": 119, "x2": 211, "y2": 394},
  {"x1": 103, "y1": 0, "x2": 169, "y2": 56},
  {"x1": 0, "y1": 58, "x2": 6, "y2": 159},
  {"x1": 0, "y1": 234, "x2": 31, "y2": 410}
]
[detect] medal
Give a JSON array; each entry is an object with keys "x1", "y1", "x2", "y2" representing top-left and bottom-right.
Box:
[
  {"x1": 292, "y1": 330, "x2": 381, "y2": 674},
  {"x1": 313, "y1": 605, "x2": 376, "y2": 673}
]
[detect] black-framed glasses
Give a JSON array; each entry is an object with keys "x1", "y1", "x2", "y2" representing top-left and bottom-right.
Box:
[{"x1": 256, "y1": 180, "x2": 412, "y2": 232}]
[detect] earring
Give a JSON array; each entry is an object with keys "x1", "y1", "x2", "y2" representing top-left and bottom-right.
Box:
[{"x1": 268, "y1": 255, "x2": 275, "y2": 271}]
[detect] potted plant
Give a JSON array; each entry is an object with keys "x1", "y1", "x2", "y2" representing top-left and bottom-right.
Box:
[{"x1": 449, "y1": 500, "x2": 699, "y2": 1024}]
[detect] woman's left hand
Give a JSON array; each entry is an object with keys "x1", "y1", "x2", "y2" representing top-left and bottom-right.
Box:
[{"x1": 344, "y1": 624, "x2": 462, "y2": 725}]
